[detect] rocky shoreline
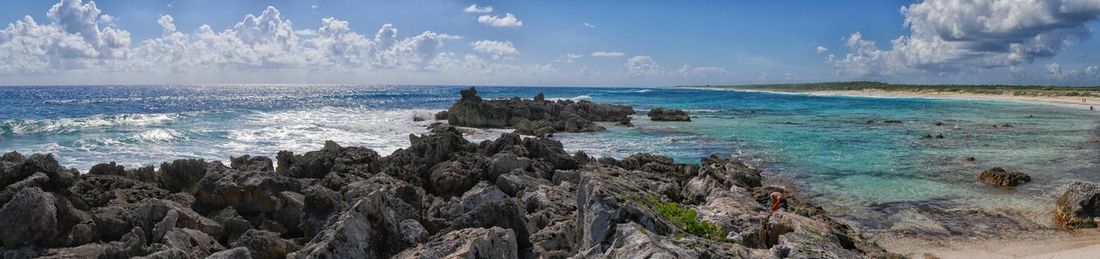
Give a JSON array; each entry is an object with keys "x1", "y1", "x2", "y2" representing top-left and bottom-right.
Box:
[
  {"x1": 0, "y1": 127, "x2": 894, "y2": 259},
  {"x1": 2, "y1": 89, "x2": 1099, "y2": 258},
  {"x1": 0, "y1": 90, "x2": 905, "y2": 259}
]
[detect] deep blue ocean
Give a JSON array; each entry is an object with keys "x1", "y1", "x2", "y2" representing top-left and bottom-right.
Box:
[{"x1": 2, "y1": 85, "x2": 1097, "y2": 230}]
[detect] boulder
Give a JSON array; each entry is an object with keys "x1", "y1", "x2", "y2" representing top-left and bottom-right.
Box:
[
  {"x1": 88, "y1": 162, "x2": 126, "y2": 176},
  {"x1": 161, "y1": 228, "x2": 225, "y2": 258},
  {"x1": 1054, "y1": 181, "x2": 1100, "y2": 228},
  {"x1": 206, "y1": 247, "x2": 253, "y2": 259},
  {"x1": 0, "y1": 187, "x2": 58, "y2": 248},
  {"x1": 156, "y1": 159, "x2": 208, "y2": 193},
  {"x1": 0, "y1": 172, "x2": 48, "y2": 205},
  {"x1": 211, "y1": 207, "x2": 255, "y2": 244},
  {"x1": 232, "y1": 229, "x2": 300, "y2": 259},
  {"x1": 978, "y1": 167, "x2": 1031, "y2": 187},
  {"x1": 290, "y1": 199, "x2": 377, "y2": 259},
  {"x1": 69, "y1": 174, "x2": 170, "y2": 209},
  {"x1": 0, "y1": 153, "x2": 77, "y2": 192},
  {"x1": 647, "y1": 107, "x2": 691, "y2": 121},
  {"x1": 428, "y1": 160, "x2": 483, "y2": 197},
  {"x1": 100, "y1": 227, "x2": 149, "y2": 259},
  {"x1": 299, "y1": 186, "x2": 343, "y2": 238},
  {"x1": 194, "y1": 164, "x2": 301, "y2": 214},
  {"x1": 392, "y1": 227, "x2": 518, "y2": 259},
  {"x1": 134, "y1": 199, "x2": 224, "y2": 241}
]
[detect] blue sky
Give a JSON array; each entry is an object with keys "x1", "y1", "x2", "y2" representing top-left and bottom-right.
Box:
[{"x1": 1, "y1": 0, "x2": 1099, "y2": 86}]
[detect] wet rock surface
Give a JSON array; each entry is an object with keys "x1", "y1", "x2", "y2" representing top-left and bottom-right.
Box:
[
  {"x1": 0, "y1": 94, "x2": 899, "y2": 258},
  {"x1": 1055, "y1": 181, "x2": 1100, "y2": 229},
  {"x1": 978, "y1": 167, "x2": 1031, "y2": 187}
]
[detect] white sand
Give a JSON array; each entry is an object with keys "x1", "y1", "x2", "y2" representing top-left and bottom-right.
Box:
[
  {"x1": 879, "y1": 229, "x2": 1100, "y2": 259},
  {"x1": 757, "y1": 89, "x2": 1100, "y2": 111}
]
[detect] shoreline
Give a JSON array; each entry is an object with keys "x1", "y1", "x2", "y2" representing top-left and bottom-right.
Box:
[
  {"x1": 686, "y1": 86, "x2": 1100, "y2": 257},
  {"x1": 879, "y1": 229, "x2": 1100, "y2": 259},
  {"x1": 689, "y1": 87, "x2": 1100, "y2": 111}
]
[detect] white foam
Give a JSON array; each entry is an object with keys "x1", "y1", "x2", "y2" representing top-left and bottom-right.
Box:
[
  {"x1": 547, "y1": 95, "x2": 592, "y2": 102},
  {"x1": 3, "y1": 113, "x2": 181, "y2": 135},
  {"x1": 221, "y1": 107, "x2": 441, "y2": 157}
]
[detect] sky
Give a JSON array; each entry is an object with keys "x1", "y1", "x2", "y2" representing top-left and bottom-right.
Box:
[{"x1": 1, "y1": 0, "x2": 1100, "y2": 86}]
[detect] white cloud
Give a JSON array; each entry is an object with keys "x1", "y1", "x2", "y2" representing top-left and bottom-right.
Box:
[
  {"x1": 0, "y1": 1, "x2": 465, "y2": 75},
  {"x1": 815, "y1": 46, "x2": 828, "y2": 54},
  {"x1": 464, "y1": 4, "x2": 493, "y2": 14},
  {"x1": 477, "y1": 13, "x2": 523, "y2": 28},
  {"x1": 824, "y1": 0, "x2": 1100, "y2": 78},
  {"x1": 591, "y1": 51, "x2": 624, "y2": 57},
  {"x1": 583, "y1": 22, "x2": 596, "y2": 28},
  {"x1": 470, "y1": 40, "x2": 518, "y2": 60},
  {"x1": 556, "y1": 53, "x2": 583, "y2": 63},
  {"x1": 626, "y1": 55, "x2": 660, "y2": 77},
  {"x1": 0, "y1": 0, "x2": 132, "y2": 73},
  {"x1": 676, "y1": 64, "x2": 727, "y2": 77}
]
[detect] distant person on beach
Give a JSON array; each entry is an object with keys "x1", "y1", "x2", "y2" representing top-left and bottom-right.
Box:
[{"x1": 769, "y1": 192, "x2": 788, "y2": 212}]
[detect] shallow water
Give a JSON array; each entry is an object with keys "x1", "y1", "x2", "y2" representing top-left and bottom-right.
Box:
[{"x1": 2, "y1": 85, "x2": 1097, "y2": 232}]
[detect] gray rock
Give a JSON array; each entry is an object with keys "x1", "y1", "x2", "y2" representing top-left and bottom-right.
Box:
[
  {"x1": 300, "y1": 186, "x2": 343, "y2": 238},
  {"x1": 205, "y1": 247, "x2": 252, "y2": 259},
  {"x1": 134, "y1": 249, "x2": 189, "y2": 259},
  {"x1": 399, "y1": 219, "x2": 429, "y2": 244},
  {"x1": 211, "y1": 207, "x2": 254, "y2": 245},
  {"x1": 100, "y1": 227, "x2": 149, "y2": 259},
  {"x1": 0, "y1": 187, "x2": 58, "y2": 248},
  {"x1": 157, "y1": 159, "x2": 208, "y2": 193},
  {"x1": 194, "y1": 164, "x2": 301, "y2": 214},
  {"x1": 135, "y1": 199, "x2": 224, "y2": 241},
  {"x1": 232, "y1": 229, "x2": 299, "y2": 259},
  {"x1": 88, "y1": 162, "x2": 126, "y2": 176},
  {"x1": 428, "y1": 160, "x2": 483, "y2": 197},
  {"x1": 0, "y1": 172, "x2": 48, "y2": 205},
  {"x1": 1055, "y1": 181, "x2": 1100, "y2": 228},
  {"x1": 161, "y1": 228, "x2": 225, "y2": 258},
  {"x1": 392, "y1": 227, "x2": 518, "y2": 259},
  {"x1": 290, "y1": 199, "x2": 376, "y2": 259},
  {"x1": 151, "y1": 210, "x2": 179, "y2": 243}
]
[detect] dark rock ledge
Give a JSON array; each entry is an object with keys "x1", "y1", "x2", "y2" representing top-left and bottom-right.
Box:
[{"x1": 440, "y1": 87, "x2": 635, "y2": 136}]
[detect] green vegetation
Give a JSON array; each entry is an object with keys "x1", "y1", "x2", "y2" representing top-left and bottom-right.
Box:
[
  {"x1": 637, "y1": 194, "x2": 726, "y2": 241},
  {"x1": 684, "y1": 81, "x2": 1100, "y2": 98}
]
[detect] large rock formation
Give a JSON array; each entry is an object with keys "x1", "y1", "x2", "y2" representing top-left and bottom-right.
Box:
[
  {"x1": 647, "y1": 107, "x2": 692, "y2": 121},
  {"x1": 1055, "y1": 181, "x2": 1100, "y2": 228},
  {"x1": 444, "y1": 87, "x2": 635, "y2": 135},
  {"x1": 978, "y1": 167, "x2": 1031, "y2": 187},
  {"x1": 0, "y1": 105, "x2": 893, "y2": 258}
]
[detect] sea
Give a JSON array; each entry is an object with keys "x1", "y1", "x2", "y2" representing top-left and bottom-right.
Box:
[{"x1": 2, "y1": 85, "x2": 1097, "y2": 234}]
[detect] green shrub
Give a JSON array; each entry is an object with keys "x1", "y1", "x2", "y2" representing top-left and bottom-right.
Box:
[{"x1": 641, "y1": 194, "x2": 726, "y2": 240}]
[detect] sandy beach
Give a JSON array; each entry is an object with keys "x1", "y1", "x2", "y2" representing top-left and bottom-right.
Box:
[
  {"x1": 879, "y1": 229, "x2": 1100, "y2": 259},
  {"x1": 753, "y1": 89, "x2": 1100, "y2": 111}
]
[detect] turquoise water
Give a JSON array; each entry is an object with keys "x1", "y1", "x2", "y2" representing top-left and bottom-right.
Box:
[{"x1": 2, "y1": 85, "x2": 1097, "y2": 229}]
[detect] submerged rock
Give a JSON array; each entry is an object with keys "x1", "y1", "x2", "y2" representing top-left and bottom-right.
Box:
[
  {"x1": 1055, "y1": 181, "x2": 1100, "y2": 229},
  {"x1": 647, "y1": 107, "x2": 691, "y2": 121},
  {"x1": 978, "y1": 167, "x2": 1031, "y2": 187}
]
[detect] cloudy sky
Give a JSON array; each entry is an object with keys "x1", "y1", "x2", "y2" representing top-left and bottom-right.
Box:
[{"x1": 2, "y1": 0, "x2": 1100, "y2": 86}]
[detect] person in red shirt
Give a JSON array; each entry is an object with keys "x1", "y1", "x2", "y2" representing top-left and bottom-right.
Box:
[{"x1": 769, "y1": 192, "x2": 788, "y2": 212}]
